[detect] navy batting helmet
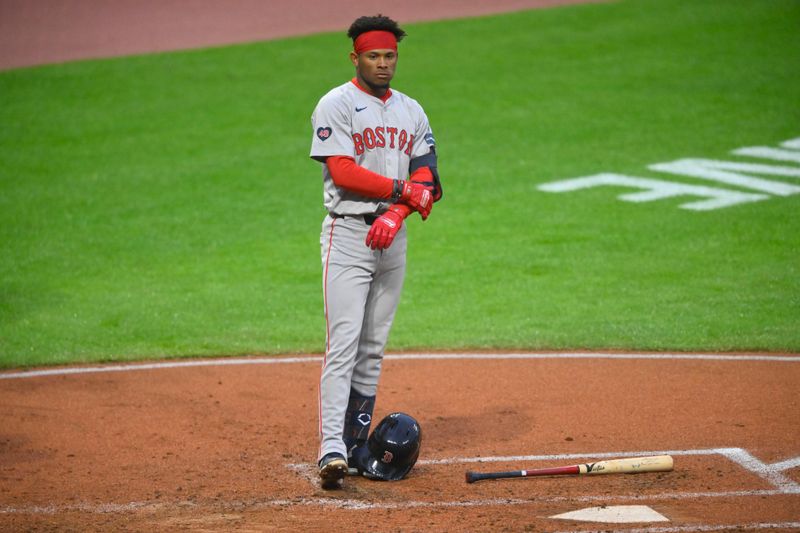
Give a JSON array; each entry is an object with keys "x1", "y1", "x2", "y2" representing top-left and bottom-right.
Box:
[{"x1": 353, "y1": 412, "x2": 422, "y2": 481}]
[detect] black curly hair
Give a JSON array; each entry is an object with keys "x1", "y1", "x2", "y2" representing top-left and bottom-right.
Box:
[{"x1": 347, "y1": 14, "x2": 406, "y2": 43}]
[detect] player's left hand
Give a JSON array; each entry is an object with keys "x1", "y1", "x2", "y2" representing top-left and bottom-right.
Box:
[
  {"x1": 397, "y1": 180, "x2": 433, "y2": 220},
  {"x1": 365, "y1": 205, "x2": 406, "y2": 250}
]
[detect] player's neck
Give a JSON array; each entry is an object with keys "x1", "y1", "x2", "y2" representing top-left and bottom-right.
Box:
[{"x1": 351, "y1": 77, "x2": 392, "y2": 102}]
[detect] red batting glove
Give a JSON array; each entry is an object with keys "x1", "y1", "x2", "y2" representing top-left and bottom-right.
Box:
[
  {"x1": 365, "y1": 205, "x2": 409, "y2": 250},
  {"x1": 397, "y1": 180, "x2": 433, "y2": 220}
]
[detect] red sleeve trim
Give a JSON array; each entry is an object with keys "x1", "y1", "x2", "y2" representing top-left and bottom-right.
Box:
[
  {"x1": 326, "y1": 156, "x2": 394, "y2": 199},
  {"x1": 409, "y1": 166, "x2": 433, "y2": 183}
]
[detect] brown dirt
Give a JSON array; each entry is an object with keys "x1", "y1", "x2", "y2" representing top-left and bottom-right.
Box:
[
  {"x1": 0, "y1": 0, "x2": 600, "y2": 70},
  {"x1": 1, "y1": 354, "x2": 799, "y2": 531}
]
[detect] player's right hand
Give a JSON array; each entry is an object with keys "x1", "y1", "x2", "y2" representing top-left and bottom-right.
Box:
[
  {"x1": 365, "y1": 206, "x2": 406, "y2": 250},
  {"x1": 398, "y1": 180, "x2": 433, "y2": 220}
]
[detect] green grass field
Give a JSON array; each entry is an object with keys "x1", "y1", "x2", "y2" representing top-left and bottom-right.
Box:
[{"x1": 1, "y1": 0, "x2": 799, "y2": 368}]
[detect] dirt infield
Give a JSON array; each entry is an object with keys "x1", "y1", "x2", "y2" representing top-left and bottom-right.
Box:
[
  {"x1": 0, "y1": 0, "x2": 600, "y2": 70},
  {"x1": 1, "y1": 353, "x2": 799, "y2": 531}
]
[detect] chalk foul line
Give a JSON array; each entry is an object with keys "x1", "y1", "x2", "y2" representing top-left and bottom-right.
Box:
[
  {"x1": 2, "y1": 352, "x2": 799, "y2": 380},
  {"x1": 3, "y1": 446, "x2": 798, "y2": 520},
  {"x1": 554, "y1": 522, "x2": 800, "y2": 533},
  {"x1": 413, "y1": 447, "x2": 800, "y2": 493},
  {"x1": 286, "y1": 448, "x2": 800, "y2": 490},
  {"x1": 1, "y1": 489, "x2": 795, "y2": 516}
]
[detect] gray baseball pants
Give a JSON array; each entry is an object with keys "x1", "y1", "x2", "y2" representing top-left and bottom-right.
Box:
[{"x1": 318, "y1": 214, "x2": 407, "y2": 461}]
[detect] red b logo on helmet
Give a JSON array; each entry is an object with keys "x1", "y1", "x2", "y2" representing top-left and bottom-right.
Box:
[{"x1": 361, "y1": 412, "x2": 421, "y2": 481}]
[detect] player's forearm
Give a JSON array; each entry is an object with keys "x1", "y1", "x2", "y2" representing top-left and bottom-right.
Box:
[
  {"x1": 326, "y1": 156, "x2": 394, "y2": 199},
  {"x1": 409, "y1": 150, "x2": 443, "y2": 202},
  {"x1": 389, "y1": 203, "x2": 412, "y2": 219}
]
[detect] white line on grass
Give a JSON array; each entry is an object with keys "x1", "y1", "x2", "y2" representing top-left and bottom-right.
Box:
[
  {"x1": 0, "y1": 356, "x2": 321, "y2": 379},
  {"x1": 2, "y1": 352, "x2": 798, "y2": 379}
]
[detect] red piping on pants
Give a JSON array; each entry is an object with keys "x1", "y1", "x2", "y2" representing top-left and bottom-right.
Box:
[{"x1": 318, "y1": 217, "x2": 337, "y2": 447}]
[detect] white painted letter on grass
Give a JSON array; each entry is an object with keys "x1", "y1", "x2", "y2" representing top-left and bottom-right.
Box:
[
  {"x1": 781, "y1": 137, "x2": 800, "y2": 150},
  {"x1": 537, "y1": 173, "x2": 768, "y2": 211},
  {"x1": 648, "y1": 159, "x2": 800, "y2": 196},
  {"x1": 731, "y1": 146, "x2": 800, "y2": 164}
]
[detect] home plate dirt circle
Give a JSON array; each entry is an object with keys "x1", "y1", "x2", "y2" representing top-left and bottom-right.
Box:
[{"x1": 1, "y1": 352, "x2": 798, "y2": 531}]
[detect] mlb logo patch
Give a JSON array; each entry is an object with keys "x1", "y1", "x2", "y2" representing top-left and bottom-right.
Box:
[{"x1": 317, "y1": 127, "x2": 332, "y2": 141}]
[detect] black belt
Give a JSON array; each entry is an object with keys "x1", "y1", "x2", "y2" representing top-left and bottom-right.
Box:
[{"x1": 330, "y1": 213, "x2": 379, "y2": 226}]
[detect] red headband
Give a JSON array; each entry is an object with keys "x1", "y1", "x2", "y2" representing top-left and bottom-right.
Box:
[{"x1": 353, "y1": 30, "x2": 397, "y2": 54}]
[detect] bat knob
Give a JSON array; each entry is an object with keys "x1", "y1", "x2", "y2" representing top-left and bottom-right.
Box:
[{"x1": 465, "y1": 472, "x2": 476, "y2": 484}]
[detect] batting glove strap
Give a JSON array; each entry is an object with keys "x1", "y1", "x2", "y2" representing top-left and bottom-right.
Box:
[{"x1": 391, "y1": 179, "x2": 405, "y2": 201}]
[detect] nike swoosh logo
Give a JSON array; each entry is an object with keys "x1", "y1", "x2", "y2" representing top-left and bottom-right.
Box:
[{"x1": 355, "y1": 106, "x2": 367, "y2": 112}]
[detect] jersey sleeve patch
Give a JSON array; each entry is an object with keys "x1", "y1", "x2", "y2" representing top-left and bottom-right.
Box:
[{"x1": 310, "y1": 87, "x2": 356, "y2": 160}]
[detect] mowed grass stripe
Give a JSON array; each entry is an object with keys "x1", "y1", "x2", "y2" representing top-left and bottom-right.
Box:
[{"x1": 1, "y1": 0, "x2": 798, "y2": 367}]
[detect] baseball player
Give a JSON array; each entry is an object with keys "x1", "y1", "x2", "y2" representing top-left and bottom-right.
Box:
[{"x1": 309, "y1": 14, "x2": 442, "y2": 489}]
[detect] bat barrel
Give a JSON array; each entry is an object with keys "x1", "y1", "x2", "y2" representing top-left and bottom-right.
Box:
[
  {"x1": 582, "y1": 454, "x2": 674, "y2": 475},
  {"x1": 465, "y1": 455, "x2": 673, "y2": 483}
]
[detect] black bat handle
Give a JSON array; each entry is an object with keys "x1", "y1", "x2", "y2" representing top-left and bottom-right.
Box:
[{"x1": 465, "y1": 470, "x2": 524, "y2": 483}]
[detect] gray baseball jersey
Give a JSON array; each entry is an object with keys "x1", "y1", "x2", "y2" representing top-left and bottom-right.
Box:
[
  {"x1": 310, "y1": 79, "x2": 436, "y2": 462},
  {"x1": 311, "y1": 79, "x2": 435, "y2": 215}
]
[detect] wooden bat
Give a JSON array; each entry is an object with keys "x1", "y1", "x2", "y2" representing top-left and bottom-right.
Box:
[{"x1": 465, "y1": 454, "x2": 673, "y2": 483}]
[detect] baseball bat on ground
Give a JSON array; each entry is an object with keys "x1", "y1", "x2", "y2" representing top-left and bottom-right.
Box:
[{"x1": 465, "y1": 454, "x2": 673, "y2": 484}]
